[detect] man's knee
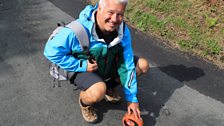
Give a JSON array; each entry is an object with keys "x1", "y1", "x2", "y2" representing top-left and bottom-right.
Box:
[
  {"x1": 136, "y1": 57, "x2": 149, "y2": 75},
  {"x1": 82, "y1": 82, "x2": 107, "y2": 103}
]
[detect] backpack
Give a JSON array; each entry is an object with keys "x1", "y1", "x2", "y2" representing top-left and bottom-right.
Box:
[{"x1": 48, "y1": 20, "x2": 90, "y2": 88}]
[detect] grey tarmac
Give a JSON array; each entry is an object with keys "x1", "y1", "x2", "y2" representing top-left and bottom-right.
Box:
[{"x1": 0, "y1": 0, "x2": 224, "y2": 126}]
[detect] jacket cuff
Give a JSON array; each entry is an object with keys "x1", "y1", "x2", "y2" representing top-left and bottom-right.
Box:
[{"x1": 125, "y1": 94, "x2": 138, "y2": 103}]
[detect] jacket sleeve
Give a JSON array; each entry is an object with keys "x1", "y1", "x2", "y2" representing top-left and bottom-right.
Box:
[
  {"x1": 118, "y1": 25, "x2": 138, "y2": 103},
  {"x1": 43, "y1": 27, "x2": 87, "y2": 72}
]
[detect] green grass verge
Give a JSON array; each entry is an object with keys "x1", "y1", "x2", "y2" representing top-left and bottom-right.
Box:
[{"x1": 126, "y1": 0, "x2": 224, "y2": 67}]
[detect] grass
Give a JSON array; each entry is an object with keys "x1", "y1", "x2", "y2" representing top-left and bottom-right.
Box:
[{"x1": 89, "y1": 0, "x2": 224, "y2": 68}]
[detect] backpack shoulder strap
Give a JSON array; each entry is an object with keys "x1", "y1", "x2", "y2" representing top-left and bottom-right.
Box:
[{"x1": 66, "y1": 21, "x2": 89, "y2": 50}]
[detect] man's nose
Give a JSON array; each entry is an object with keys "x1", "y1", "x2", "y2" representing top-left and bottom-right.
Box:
[{"x1": 111, "y1": 14, "x2": 119, "y2": 23}]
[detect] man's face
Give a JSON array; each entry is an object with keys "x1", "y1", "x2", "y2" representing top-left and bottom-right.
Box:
[{"x1": 98, "y1": 0, "x2": 126, "y2": 32}]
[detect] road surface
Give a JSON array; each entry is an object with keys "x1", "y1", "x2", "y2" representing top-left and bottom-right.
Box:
[{"x1": 0, "y1": 0, "x2": 224, "y2": 126}]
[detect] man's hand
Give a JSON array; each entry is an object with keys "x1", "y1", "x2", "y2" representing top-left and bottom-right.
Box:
[
  {"x1": 127, "y1": 102, "x2": 141, "y2": 119},
  {"x1": 86, "y1": 60, "x2": 98, "y2": 72}
]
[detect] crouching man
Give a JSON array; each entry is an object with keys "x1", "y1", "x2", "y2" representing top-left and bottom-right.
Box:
[{"x1": 44, "y1": 0, "x2": 149, "y2": 123}]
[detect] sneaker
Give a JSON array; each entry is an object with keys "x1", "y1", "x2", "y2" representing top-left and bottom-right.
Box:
[
  {"x1": 105, "y1": 88, "x2": 121, "y2": 103},
  {"x1": 79, "y1": 98, "x2": 98, "y2": 123}
]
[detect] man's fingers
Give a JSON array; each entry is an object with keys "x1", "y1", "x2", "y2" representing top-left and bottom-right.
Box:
[
  {"x1": 136, "y1": 108, "x2": 141, "y2": 118},
  {"x1": 93, "y1": 64, "x2": 98, "y2": 70},
  {"x1": 88, "y1": 61, "x2": 98, "y2": 72},
  {"x1": 127, "y1": 102, "x2": 142, "y2": 119},
  {"x1": 128, "y1": 107, "x2": 131, "y2": 115},
  {"x1": 133, "y1": 109, "x2": 138, "y2": 119}
]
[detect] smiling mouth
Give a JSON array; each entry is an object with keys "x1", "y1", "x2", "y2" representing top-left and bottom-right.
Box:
[
  {"x1": 108, "y1": 22, "x2": 115, "y2": 26},
  {"x1": 108, "y1": 22, "x2": 118, "y2": 28}
]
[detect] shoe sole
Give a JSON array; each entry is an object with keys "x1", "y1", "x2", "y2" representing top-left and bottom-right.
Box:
[{"x1": 104, "y1": 95, "x2": 121, "y2": 103}]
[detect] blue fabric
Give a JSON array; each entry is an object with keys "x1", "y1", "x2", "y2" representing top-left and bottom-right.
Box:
[{"x1": 44, "y1": 5, "x2": 138, "y2": 102}]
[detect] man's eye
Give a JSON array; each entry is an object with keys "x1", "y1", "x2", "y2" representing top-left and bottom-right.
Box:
[
  {"x1": 118, "y1": 13, "x2": 123, "y2": 17},
  {"x1": 108, "y1": 11, "x2": 114, "y2": 15}
]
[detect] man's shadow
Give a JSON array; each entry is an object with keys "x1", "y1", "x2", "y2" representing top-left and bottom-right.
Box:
[
  {"x1": 94, "y1": 64, "x2": 205, "y2": 125},
  {"x1": 159, "y1": 64, "x2": 205, "y2": 82}
]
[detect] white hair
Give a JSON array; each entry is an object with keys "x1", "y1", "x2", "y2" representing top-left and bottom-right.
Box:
[{"x1": 99, "y1": 0, "x2": 128, "y2": 7}]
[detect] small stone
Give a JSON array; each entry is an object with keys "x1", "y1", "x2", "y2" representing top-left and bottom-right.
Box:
[
  {"x1": 162, "y1": 106, "x2": 171, "y2": 116},
  {"x1": 152, "y1": 91, "x2": 157, "y2": 96},
  {"x1": 150, "y1": 112, "x2": 155, "y2": 117}
]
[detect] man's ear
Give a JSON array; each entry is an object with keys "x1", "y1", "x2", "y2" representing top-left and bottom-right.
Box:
[
  {"x1": 97, "y1": 4, "x2": 103, "y2": 14},
  {"x1": 99, "y1": 4, "x2": 102, "y2": 10},
  {"x1": 97, "y1": 6, "x2": 100, "y2": 12}
]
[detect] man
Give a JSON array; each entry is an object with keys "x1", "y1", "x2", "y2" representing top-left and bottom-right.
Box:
[{"x1": 44, "y1": 0, "x2": 149, "y2": 123}]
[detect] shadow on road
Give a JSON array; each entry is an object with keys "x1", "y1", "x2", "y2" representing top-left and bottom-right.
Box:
[{"x1": 159, "y1": 64, "x2": 205, "y2": 82}]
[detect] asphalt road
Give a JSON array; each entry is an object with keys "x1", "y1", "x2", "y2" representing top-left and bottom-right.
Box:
[{"x1": 0, "y1": 0, "x2": 224, "y2": 126}]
